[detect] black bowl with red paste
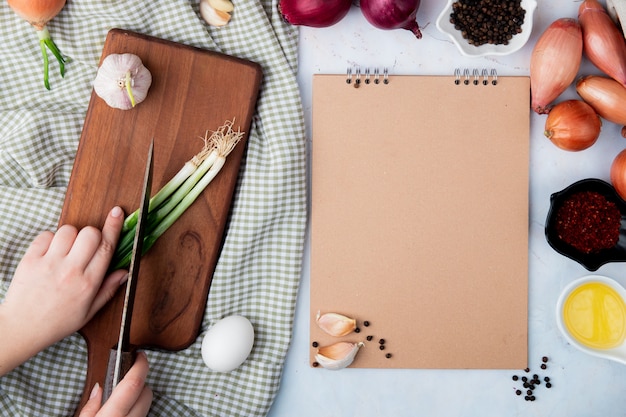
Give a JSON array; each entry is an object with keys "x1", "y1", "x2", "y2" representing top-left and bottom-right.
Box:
[{"x1": 545, "y1": 178, "x2": 626, "y2": 271}]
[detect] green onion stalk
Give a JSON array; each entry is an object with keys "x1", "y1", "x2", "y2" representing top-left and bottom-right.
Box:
[{"x1": 110, "y1": 120, "x2": 244, "y2": 270}]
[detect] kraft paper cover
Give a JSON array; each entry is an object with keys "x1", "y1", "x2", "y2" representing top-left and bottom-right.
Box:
[{"x1": 310, "y1": 73, "x2": 530, "y2": 369}]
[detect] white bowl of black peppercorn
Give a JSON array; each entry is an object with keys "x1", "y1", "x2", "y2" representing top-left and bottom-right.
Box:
[{"x1": 436, "y1": 0, "x2": 538, "y2": 57}]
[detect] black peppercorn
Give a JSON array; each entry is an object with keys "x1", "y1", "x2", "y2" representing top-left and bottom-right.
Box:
[
  {"x1": 512, "y1": 375, "x2": 519, "y2": 381},
  {"x1": 541, "y1": 363, "x2": 547, "y2": 369},
  {"x1": 379, "y1": 345, "x2": 385, "y2": 351},
  {"x1": 364, "y1": 321, "x2": 370, "y2": 327},
  {"x1": 544, "y1": 377, "x2": 550, "y2": 382},
  {"x1": 355, "y1": 327, "x2": 360, "y2": 333},
  {"x1": 379, "y1": 339, "x2": 385, "y2": 345},
  {"x1": 385, "y1": 353, "x2": 392, "y2": 358},
  {"x1": 521, "y1": 376, "x2": 528, "y2": 382},
  {"x1": 312, "y1": 362, "x2": 319, "y2": 367},
  {"x1": 366, "y1": 335, "x2": 373, "y2": 341},
  {"x1": 312, "y1": 341, "x2": 318, "y2": 348},
  {"x1": 526, "y1": 390, "x2": 532, "y2": 396},
  {"x1": 546, "y1": 382, "x2": 552, "y2": 388},
  {"x1": 516, "y1": 390, "x2": 522, "y2": 395},
  {"x1": 542, "y1": 356, "x2": 548, "y2": 363}
]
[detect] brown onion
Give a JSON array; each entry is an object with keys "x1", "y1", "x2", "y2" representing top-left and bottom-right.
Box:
[
  {"x1": 544, "y1": 100, "x2": 601, "y2": 151},
  {"x1": 576, "y1": 75, "x2": 626, "y2": 129},
  {"x1": 611, "y1": 149, "x2": 626, "y2": 200},
  {"x1": 579, "y1": 0, "x2": 626, "y2": 87},
  {"x1": 530, "y1": 18, "x2": 583, "y2": 114},
  {"x1": 278, "y1": 0, "x2": 352, "y2": 28}
]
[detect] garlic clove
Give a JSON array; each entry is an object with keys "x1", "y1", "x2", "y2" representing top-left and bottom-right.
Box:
[
  {"x1": 315, "y1": 342, "x2": 364, "y2": 370},
  {"x1": 200, "y1": 0, "x2": 232, "y2": 27},
  {"x1": 93, "y1": 53, "x2": 152, "y2": 110},
  {"x1": 208, "y1": 0, "x2": 234, "y2": 13},
  {"x1": 316, "y1": 311, "x2": 356, "y2": 337}
]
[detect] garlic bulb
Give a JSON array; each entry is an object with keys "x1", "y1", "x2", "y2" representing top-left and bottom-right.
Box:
[
  {"x1": 316, "y1": 311, "x2": 356, "y2": 337},
  {"x1": 315, "y1": 342, "x2": 364, "y2": 370},
  {"x1": 93, "y1": 53, "x2": 152, "y2": 110}
]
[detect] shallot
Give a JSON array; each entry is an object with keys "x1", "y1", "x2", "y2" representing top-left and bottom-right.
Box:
[
  {"x1": 278, "y1": 0, "x2": 352, "y2": 28},
  {"x1": 530, "y1": 18, "x2": 583, "y2": 114},
  {"x1": 576, "y1": 75, "x2": 626, "y2": 131},
  {"x1": 360, "y1": 0, "x2": 422, "y2": 39},
  {"x1": 579, "y1": 0, "x2": 626, "y2": 87},
  {"x1": 544, "y1": 100, "x2": 602, "y2": 152},
  {"x1": 7, "y1": 0, "x2": 67, "y2": 89},
  {"x1": 611, "y1": 149, "x2": 626, "y2": 200}
]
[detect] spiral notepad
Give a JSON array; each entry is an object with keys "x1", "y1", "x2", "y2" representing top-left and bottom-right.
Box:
[{"x1": 310, "y1": 68, "x2": 530, "y2": 369}]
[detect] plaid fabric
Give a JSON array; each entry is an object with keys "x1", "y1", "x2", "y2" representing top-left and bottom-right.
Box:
[{"x1": 0, "y1": 1, "x2": 306, "y2": 416}]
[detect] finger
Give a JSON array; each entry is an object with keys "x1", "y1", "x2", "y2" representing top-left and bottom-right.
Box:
[
  {"x1": 127, "y1": 385, "x2": 153, "y2": 417},
  {"x1": 24, "y1": 231, "x2": 55, "y2": 258},
  {"x1": 45, "y1": 225, "x2": 79, "y2": 258},
  {"x1": 101, "y1": 351, "x2": 150, "y2": 415},
  {"x1": 67, "y1": 226, "x2": 102, "y2": 271},
  {"x1": 78, "y1": 383, "x2": 103, "y2": 417},
  {"x1": 84, "y1": 206, "x2": 125, "y2": 277},
  {"x1": 86, "y1": 270, "x2": 128, "y2": 319}
]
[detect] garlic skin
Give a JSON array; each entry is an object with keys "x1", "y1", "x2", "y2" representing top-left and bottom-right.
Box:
[
  {"x1": 316, "y1": 311, "x2": 356, "y2": 337},
  {"x1": 93, "y1": 53, "x2": 152, "y2": 110},
  {"x1": 315, "y1": 342, "x2": 364, "y2": 370}
]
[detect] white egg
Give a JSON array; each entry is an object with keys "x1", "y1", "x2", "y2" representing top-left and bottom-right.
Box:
[{"x1": 201, "y1": 315, "x2": 255, "y2": 372}]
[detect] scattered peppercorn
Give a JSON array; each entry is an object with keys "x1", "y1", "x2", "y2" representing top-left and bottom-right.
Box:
[
  {"x1": 527, "y1": 389, "x2": 533, "y2": 395},
  {"x1": 312, "y1": 341, "x2": 318, "y2": 348},
  {"x1": 522, "y1": 376, "x2": 528, "y2": 382},
  {"x1": 363, "y1": 321, "x2": 370, "y2": 327},
  {"x1": 366, "y1": 335, "x2": 373, "y2": 341},
  {"x1": 379, "y1": 339, "x2": 385, "y2": 345},
  {"x1": 524, "y1": 368, "x2": 530, "y2": 373},
  {"x1": 379, "y1": 345, "x2": 385, "y2": 350},
  {"x1": 541, "y1": 363, "x2": 547, "y2": 370},
  {"x1": 542, "y1": 356, "x2": 548, "y2": 363},
  {"x1": 516, "y1": 390, "x2": 522, "y2": 395},
  {"x1": 512, "y1": 375, "x2": 519, "y2": 381},
  {"x1": 355, "y1": 327, "x2": 360, "y2": 333},
  {"x1": 312, "y1": 362, "x2": 319, "y2": 367},
  {"x1": 544, "y1": 377, "x2": 550, "y2": 382},
  {"x1": 546, "y1": 382, "x2": 552, "y2": 388},
  {"x1": 386, "y1": 353, "x2": 392, "y2": 358},
  {"x1": 449, "y1": 0, "x2": 526, "y2": 46}
]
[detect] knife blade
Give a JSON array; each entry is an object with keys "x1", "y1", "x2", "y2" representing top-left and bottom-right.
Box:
[{"x1": 102, "y1": 140, "x2": 154, "y2": 402}]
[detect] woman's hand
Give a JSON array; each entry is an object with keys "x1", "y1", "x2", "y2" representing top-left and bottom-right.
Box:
[
  {"x1": 0, "y1": 207, "x2": 128, "y2": 375},
  {"x1": 79, "y1": 352, "x2": 153, "y2": 417}
]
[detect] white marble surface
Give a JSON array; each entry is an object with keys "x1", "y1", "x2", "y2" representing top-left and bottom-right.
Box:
[{"x1": 268, "y1": 1, "x2": 626, "y2": 416}]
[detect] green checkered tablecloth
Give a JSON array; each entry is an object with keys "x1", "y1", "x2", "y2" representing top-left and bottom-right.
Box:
[{"x1": 0, "y1": 1, "x2": 306, "y2": 416}]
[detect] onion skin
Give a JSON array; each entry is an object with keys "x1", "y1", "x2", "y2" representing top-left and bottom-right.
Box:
[
  {"x1": 544, "y1": 100, "x2": 601, "y2": 151},
  {"x1": 7, "y1": 0, "x2": 66, "y2": 31},
  {"x1": 611, "y1": 149, "x2": 626, "y2": 200},
  {"x1": 579, "y1": 0, "x2": 626, "y2": 87},
  {"x1": 530, "y1": 18, "x2": 583, "y2": 114},
  {"x1": 576, "y1": 75, "x2": 626, "y2": 127},
  {"x1": 360, "y1": 0, "x2": 422, "y2": 39},
  {"x1": 278, "y1": 0, "x2": 352, "y2": 28}
]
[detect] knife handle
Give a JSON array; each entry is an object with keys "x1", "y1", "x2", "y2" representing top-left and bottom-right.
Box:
[{"x1": 103, "y1": 347, "x2": 137, "y2": 404}]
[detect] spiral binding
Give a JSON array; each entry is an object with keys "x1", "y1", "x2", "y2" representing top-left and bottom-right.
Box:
[
  {"x1": 346, "y1": 67, "x2": 389, "y2": 87},
  {"x1": 346, "y1": 67, "x2": 498, "y2": 87},
  {"x1": 454, "y1": 68, "x2": 498, "y2": 86}
]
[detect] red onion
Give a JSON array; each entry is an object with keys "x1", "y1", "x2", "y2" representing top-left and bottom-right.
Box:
[
  {"x1": 278, "y1": 0, "x2": 352, "y2": 28},
  {"x1": 360, "y1": 0, "x2": 422, "y2": 39}
]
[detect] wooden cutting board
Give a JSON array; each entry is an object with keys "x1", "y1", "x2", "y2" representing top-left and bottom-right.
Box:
[{"x1": 59, "y1": 29, "x2": 262, "y2": 412}]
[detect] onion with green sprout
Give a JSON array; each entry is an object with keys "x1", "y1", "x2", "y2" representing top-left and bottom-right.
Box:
[{"x1": 7, "y1": 0, "x2": 67, "y2": 90}]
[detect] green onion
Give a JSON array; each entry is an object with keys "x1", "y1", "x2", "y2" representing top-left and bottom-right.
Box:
[{"x1": 111, "y1": 120, "x2": 243, "y2": 270}]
